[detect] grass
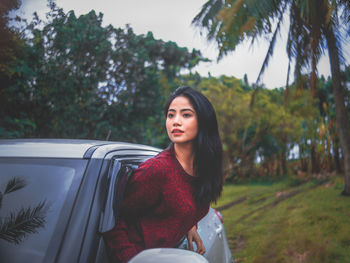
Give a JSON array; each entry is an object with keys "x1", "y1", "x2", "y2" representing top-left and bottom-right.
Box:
[{"x1": 214, "y1": 175, "x2": 350, "y2": 263}]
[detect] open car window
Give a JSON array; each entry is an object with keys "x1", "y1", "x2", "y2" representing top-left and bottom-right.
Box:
[{"x1": 99, "y1": 156, "x2": 154, "y2": 233}]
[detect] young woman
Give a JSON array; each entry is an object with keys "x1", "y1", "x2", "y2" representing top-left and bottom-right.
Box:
[{"x1": 103, "y1": 86, "x2": 224, "y2": 263}]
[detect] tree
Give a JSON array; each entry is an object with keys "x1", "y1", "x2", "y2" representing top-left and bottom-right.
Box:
[
  {"x1": 193, "y1": 0, "x2": 350, "y2": 195},
  {"x1": 0, "y1": 0, "x2": 33, "y2": 138},
  {"x1": 197, "y1": 76, "x2": 303, "y2": 181},
  {"x1": 0, "y1": 0, "x2": 21, "y2": 66},
  {"x1": 1, "y1": 2, "x2": 206, "y2": 148}
]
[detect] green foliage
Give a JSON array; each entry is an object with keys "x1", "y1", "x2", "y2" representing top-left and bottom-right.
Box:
[
  {"x1": 172, "y1": 70, "x2": 345, "y2": 181},
  {"x1": 193, "y1": 0, "x2": 350, "y2": 193},
  {"x1": 0, "y1": 2, "x2": 205, "y2": 147},
  {"x1": 195, "y1": 75, "x2": 315, "y2": 180},
  {"x1": 1, "y1": 1, "x2": 347, "y2": 182},
  {"x1": 0, "y1": 0, "x2": 21, "y2": 66}
]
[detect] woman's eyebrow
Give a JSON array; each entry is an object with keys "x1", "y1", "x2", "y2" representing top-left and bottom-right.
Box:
[
  {"x1": 168, "y1": 108, "x2": 195, "y2": 113},
  {"x1": 180, "y1": 108, "x2": 195, "y2": 113}
]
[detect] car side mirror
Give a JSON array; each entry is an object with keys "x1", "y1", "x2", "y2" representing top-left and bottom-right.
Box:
[{"x1": 128, "y1": 248, "x2": 209, "y2": 263}]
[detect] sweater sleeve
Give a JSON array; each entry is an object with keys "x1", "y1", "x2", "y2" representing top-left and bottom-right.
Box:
[
  {"x1": 120, "y1": 158, "x2": 163, "y2": 219},
  {"x1": 102, "y1": 218, "x2": 139, "y2": 263}
]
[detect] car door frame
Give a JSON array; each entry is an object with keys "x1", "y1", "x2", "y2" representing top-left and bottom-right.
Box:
[
  {"x1": 52, "y1": 157, "x2": 105, "y2": 263},
  {"x1": 77, "y1": 148, "x2": 159, "y2": 263}
]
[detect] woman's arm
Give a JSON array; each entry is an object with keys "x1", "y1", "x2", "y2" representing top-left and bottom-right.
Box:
[
  {"x1": 187, "y1": 225, "x2": 206, "y2": 255},
  {"x1": 120, "y1": 159, "x2": 163, "y2": 218}
]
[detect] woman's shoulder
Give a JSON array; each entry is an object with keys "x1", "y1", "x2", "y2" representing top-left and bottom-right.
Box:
[{"x1": 136, "y1": 147, "x2": 173, "y2": 173}]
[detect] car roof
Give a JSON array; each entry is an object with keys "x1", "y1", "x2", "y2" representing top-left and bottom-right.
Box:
[{"x1": 0, "y1": 139, "x2": 161, "y2": 159}]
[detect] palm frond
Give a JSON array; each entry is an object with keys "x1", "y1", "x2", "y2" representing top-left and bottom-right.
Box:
[
  {"x1": 284, "y1": 27, "x2": 292, "y2": 104},
  {"x1": 284, "y1": 59, "x2": 291, "y2": 104},
  {"x1": 193, "y1": 0, "x2": 286, "y2": 60},
  {"x1": 4, "y1": 177, "x2": 27, "y2": 194},
  {"x1": 192, "y1": 0, "x2": 224, "y2": 39},
  {"x1": 288, "y1": 2, "x2": 310, "y2": 86},
  {"x1": 255, "y1": 1, "x2": 288, "y2": 85},
  {"x1": 338, "y1": 0, "x2": 350, "y2": 35},
  {"x1": 286, "y1": 26, "x2": 292, "y2": 87},
  {"x1": 328, "y1": 24, "x2": 346, "y2": 66},
  {"x1": 0, "y1": 201, "x2": 47, "y2": 244}
]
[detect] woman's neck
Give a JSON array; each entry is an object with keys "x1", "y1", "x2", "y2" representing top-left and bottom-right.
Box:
[{"x1": 174, "y1": 143, "x2": 195, "y2": 176}]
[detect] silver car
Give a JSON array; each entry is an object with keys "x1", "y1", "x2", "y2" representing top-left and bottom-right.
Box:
[{"x1": 0, "y1": 139, "x2": 233, "y2": 263}]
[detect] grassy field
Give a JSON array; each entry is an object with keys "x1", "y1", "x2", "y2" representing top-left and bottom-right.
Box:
[{"x1": 214, "y1": 175, "x2": 350, "y2": 263}]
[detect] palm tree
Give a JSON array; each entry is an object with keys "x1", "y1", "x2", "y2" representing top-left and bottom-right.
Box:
[{"x1": 193, "y1": 0, "x2": 350, "y2": 195}]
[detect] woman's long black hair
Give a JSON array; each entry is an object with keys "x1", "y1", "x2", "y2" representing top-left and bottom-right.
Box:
[{"x1": 164, "y1": 86, "x2": 223, "y2": 205}]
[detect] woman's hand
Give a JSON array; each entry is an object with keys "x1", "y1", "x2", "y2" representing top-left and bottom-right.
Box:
[{"x1": 187, "y1": 225, "x2": 206, "y2": 255}]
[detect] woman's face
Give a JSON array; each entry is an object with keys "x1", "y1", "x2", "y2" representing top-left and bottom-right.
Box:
[{"x1": 166, "y1": 96, "x2": 198, "y2": 145}]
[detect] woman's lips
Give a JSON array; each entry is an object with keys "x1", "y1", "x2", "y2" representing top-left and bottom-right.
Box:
[{"x1": 172, "y1": 129, "x2": 184, "y2": 135}]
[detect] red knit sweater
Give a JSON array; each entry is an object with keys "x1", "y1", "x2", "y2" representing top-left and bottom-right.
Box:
[{"x1": 103, "y1": 145, "x2": 209, "y2": 263}]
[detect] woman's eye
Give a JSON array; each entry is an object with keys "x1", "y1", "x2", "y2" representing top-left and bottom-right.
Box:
[
  {"x1": 167, "y1": 113, "x2": 174, "y2": 118},
  {"x1": 183, "y1": 113, "x2": 191, "y2": 118}
]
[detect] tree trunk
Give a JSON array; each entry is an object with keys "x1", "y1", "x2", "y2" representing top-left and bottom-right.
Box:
[
  {"x1": 324, "y1": 26, "x2": 350, "y2": 195},
  {"x1": 281, "y1": 151, "x2": 287, "y2": 175},
  {"x1": 333, "y1": 137, "x2": 342, "y2": 174},
  {"x1": 311, "y1": 142, "x2": 320, "y2": 174},
  {"x1": 281, "y1": 135, "x2": 288, "y2": 175},
  {"x1": 326, "y1": 136, "x2": 332, "y2": 172}
]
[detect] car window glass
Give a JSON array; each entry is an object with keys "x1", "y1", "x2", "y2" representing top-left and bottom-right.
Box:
[{"x1": 0, "y1": 158, "x2": 87, "y2": 263}]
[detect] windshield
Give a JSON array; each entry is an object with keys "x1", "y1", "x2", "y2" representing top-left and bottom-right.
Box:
[{"x1": 0, "y1": 158, "x2": 88, "y2": 262}]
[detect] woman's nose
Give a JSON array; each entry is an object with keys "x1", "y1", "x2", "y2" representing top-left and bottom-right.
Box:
[{"x1": 173, "y1": 115, "x2": 182, "y2": 125}]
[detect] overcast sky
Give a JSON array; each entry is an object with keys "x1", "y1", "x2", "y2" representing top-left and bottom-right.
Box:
[{"x1": 15, "y1": 0, "x2": 350, "y2": 89}]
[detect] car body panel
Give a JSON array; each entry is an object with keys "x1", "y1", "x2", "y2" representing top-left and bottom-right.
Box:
[
  {"x1": 0, "y1": 139, "x2": 101, "y2": 158},
  {"x1": 0, "y1": 139, "x2": 160, "y2": 159},
  {"x1": 178, "y1": 208, "x2": 233, "y2": 263},
  {"x1": 129, "y1": 248, "x2": 209, "y2": 263}
]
